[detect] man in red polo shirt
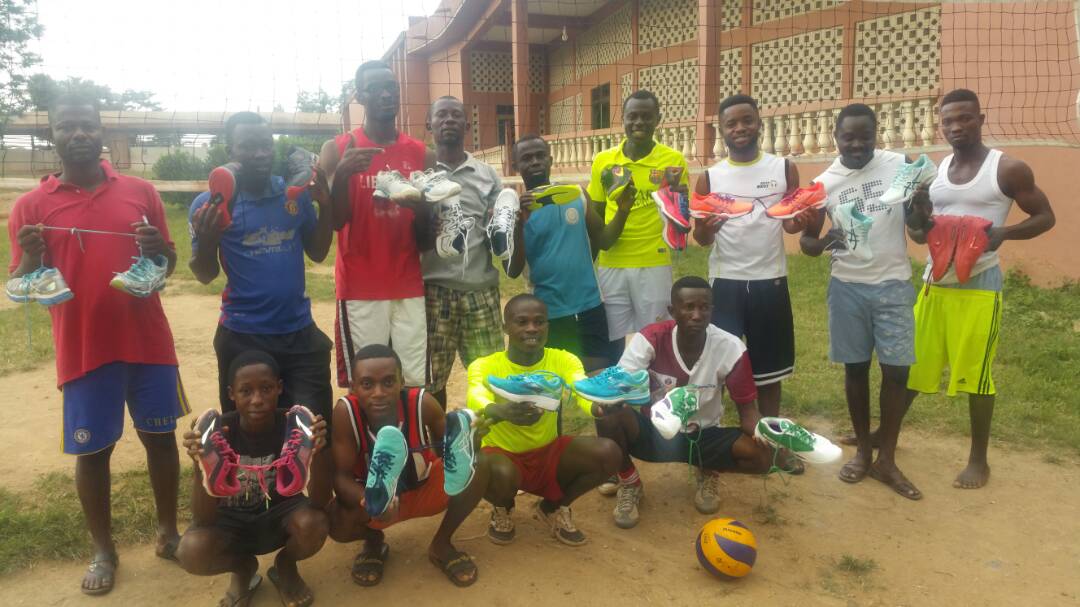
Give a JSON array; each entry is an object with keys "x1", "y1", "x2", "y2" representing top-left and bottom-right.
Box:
[
  {"x1": 7, "y1": 94, "x2": 187, "y2": 597},
  {"x1": 320, "y1": 60, "x2": 436, "y2": 390}
]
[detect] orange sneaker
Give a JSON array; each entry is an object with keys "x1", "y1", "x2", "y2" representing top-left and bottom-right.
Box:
[
  {"x1": 953, "y1": 216, "x2": 993, "y2": 283},
  {"x1": 689, "y1": 192, "x2": 754, "y2": 219},
  {"x1": 765, "y1": 182, "x2": 827, "y2": 219},
  {"x1": 926, "y1": 215, "x2": 962, "y2": 283}
]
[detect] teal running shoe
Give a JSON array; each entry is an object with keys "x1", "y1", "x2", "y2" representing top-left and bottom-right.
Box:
[
  {"x1": 754, "y1": 417, "x2": 842, "y2": 464},
  {"x1": 443, "y1": 409, "x2": 478, "y2": 496},
  {"x1": 364, "y1": 425, "x2": 409, "y2": 517},
  {"x1": 832, "y1": 201, "x2": 874, "y2": 261},
  {"x1": 880, "y1": 154, "x2": 936, "y2": 207},
  {"x1": 6, "y1": 266, "x2": 73, "y2": 306},
  {"x1": 649, "y1": 385, "x2": 703, "y2": 440},
  {"x1": 573, "y1": 366, "x2": 650, "y2": 405},
  {"x1": 487, "y1": 371, "x2": 566, "y2": 411},
  {"x1": 110, "y1": 255, "x2": 167, "y2": 298}
]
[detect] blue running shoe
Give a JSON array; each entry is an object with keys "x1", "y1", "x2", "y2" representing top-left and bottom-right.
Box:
[
  {"x1": 573, "y1": 366, "x2": 650, "y2": 405},
  {"x1": 487, "y1": 371, "x2": 566, "y2": 411},
  {"x1": 364, "y1": 426, "x2": 408, "y2": 517},
  {"x1": 443, "y1": 409, "x2": 478, "y2": 496}
]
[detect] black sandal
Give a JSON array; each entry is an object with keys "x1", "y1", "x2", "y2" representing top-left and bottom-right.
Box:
[
  {"x1": 429, "y1": 550, "x2": 478, "y2": 588},
  {"x1": 80, "y1": 553, "x2": 118, "y2": 596},
  {"x1": 351, "y1": 542, "x2": 389, "y2": 587}
]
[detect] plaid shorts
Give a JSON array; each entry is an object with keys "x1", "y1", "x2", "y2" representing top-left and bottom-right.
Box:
[{"x1": 425, "y1": 283, "x2": 503, "y2": 392}]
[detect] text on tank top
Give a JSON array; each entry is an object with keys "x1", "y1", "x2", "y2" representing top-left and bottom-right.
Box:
[{"x1": 706, "y1": 152, "x2": 788, "y2": 280}]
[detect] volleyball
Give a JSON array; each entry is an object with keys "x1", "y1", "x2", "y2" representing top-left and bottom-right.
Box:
[{"x1": 695, "y1": 518, "x2": 758, "y2": 579}]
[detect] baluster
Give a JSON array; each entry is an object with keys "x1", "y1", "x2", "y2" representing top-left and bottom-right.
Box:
[
  {"x1": 919, "y1": 99, "x2": 935, "y2": 147},
  {"x1": 762, "y1": 116, "x2": 775, "y2": 154},
  {"x1": 774, "y1": 116, "x2": 789, "y2": 156},
  {"x1": 585, "y1": 136, "x2": 594, "y2": 163},
  {"x1": 575, "y1": 137, "x2": 584, "y2": 166},
  {"x1": 881, "y1": 103, "x2": 897, "y2": 150},
  {"x1": 901, "y1": 101, "x2": 917, "y2": 149},
  {"x1": 568, "y1": 137, "x2": 577, "y2": 167},
  {"x1": 689, "y1": 125, "x2": 698, "y2": 160},
  {"x1": 802, "y1": 113, "x2": 816, "y2": 156},
  {"x1": 712, "y1": 121, "x2": 724, "y2": 159},
  {"x1": 787, "y1": 115, "x2": 801, "y2": 156},
  {"x1": 679, "y1": 126, "x2": 690, "y2": 158},
  {"x1": 817, "y1": 110, "x2": 832, "y2": 155}
]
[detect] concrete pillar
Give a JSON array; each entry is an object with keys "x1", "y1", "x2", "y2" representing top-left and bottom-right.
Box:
[{"x1": 511, "y1": 0, "x2": 537, "y2": 143}]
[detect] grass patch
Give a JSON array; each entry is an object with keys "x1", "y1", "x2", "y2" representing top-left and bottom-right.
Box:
[
  {"x1": 835, "y1": 554, "x2": 878, "y2": 575},
  {"x1": 0, "y1": 467, "x2": 193, "y2": 575}
]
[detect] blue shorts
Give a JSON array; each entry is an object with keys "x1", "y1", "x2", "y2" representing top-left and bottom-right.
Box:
[
  {"x1": 827, "y1": 278, "x2": 915, "y2": 366},
  {"x1": 61, "y1": 362, "x2": 190, "y2": 455}
]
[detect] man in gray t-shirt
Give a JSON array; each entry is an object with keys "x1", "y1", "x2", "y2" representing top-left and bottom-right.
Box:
[{"x1": 423, "y1": 96, "x2": 504, "y2": 406}]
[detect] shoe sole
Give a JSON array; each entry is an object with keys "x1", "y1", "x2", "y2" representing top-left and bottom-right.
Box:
[
  {"x1": 490, "y1": 385, "x2": 561, "y2": 411},
  {"x1": 486, "y1": 529, "x2": 515, "y2": 545},
  {"x1": 689, "y1": 208, "x2": 752, "y2": 220},
  {"x1": 754, "y1": 424, "x2": 843, "y2": 464},
  {"x1": 32, "y1": 289, "x2": 74, "y2": 306},
  {"x1": 574, "y1": 389, "x2": 650, "y2": 406}
]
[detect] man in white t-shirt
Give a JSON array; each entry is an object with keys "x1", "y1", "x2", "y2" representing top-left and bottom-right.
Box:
[{"x1": 800, "y1": 103, "x2": 921, "y2": 500}]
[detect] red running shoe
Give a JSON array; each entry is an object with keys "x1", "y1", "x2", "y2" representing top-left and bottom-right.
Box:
[
  {"x1": 662, "y1": 217, "x2": 688, "y2": 251},
  {"x1": 765, "y1": 182, "x2": 827, "y2": 219},
  {"x1": 689, "y1": 192, "x2": 754, "y2": 219},
  {"x1": 954, "y1": 216, "x2": 993, "y2": 284},
  {"x1": 207, "y1": 162, "x2": 240, "y2": 226},
  {"x1": 193, "y1": 409, "x2": 241, "y2": 498},
  {"x1": 275, "y1": 404, "x2": 317, "y2": 497},
  {"x1": 926, "y1": 215, "x2": 962, "y2": 283},
  {"x1": 653, "y1": 186, "x2": 691, "y2": 231}
]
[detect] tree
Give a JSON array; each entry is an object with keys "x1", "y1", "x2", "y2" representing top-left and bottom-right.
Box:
[
  {"x1": 27, "y1": 74, "x2": 162, "y2": 112},
  {"x1": 295, "y1": 84, "x2": 353, "y2": 114},
  {"x1": 0, "y1": 0, "x2": 44, "y2": 125}
]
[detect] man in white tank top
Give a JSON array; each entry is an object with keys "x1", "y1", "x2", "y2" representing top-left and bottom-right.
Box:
[
  {"x1": 692, "y1": 95, "x2": 812, "y2": 466},
  {"x1": 800, "y1": 104, "x2": 921, "y2": 500},
  {"x1": 906, "y1": 89, "x2": 1055, "y2": 490}
]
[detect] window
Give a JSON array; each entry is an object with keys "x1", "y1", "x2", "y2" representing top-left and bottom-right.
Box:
[
  {"x1": 591, "y1": 83, "x2": 611, "y2": 130},
  {"x1": 496, "y1": 104, "x2": 515, "y2": 145}
]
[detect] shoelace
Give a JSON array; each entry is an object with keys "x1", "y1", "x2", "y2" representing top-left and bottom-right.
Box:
[
  {"x1": 486, "y1": 203, "x2": 516, "y2": 237},
  {"x1": 441, "y1": 198, "x2": 474, "y2": 276},
  {"x1": 510, "y1": 370, "x2": 562, "y2": 389},
  {"x1": 698, "y1": 471, "x2": 721, "y2": 501},
  {"x1": 615, "y1": 484, "x2": 640, "y2": 513},
  {"x1": 368, "y1": 449, "x2": 396, "y2": 485}
]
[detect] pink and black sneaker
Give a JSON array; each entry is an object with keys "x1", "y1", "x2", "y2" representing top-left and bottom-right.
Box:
[
  {"x1": 194, "y1": 409, "x2": 241, "y2": 497},
  {"x1": 275, "y1": 405, "x2": 317, "y2": 497}
]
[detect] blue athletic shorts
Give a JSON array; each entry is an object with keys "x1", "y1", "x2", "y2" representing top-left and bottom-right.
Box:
[{"x1": 61, "y1": 362, "x2": 190, "y2": 455}]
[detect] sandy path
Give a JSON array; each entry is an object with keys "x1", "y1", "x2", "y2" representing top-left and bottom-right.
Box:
[{"x1": 2, "y1": 292, "x2": 1079, "y2": 606}]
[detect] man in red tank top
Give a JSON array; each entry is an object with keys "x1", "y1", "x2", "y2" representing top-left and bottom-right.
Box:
[{"x1": 319, "y1": 61, "x2": 436, "y2": 391}]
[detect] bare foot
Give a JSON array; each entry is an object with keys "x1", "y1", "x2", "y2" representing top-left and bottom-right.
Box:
[
  {"x1": 838, "y1": 452, "x2": 872, "y2": 483},
  {"x1": 839, "y1": 429, "x2": 881, "y2": 448},
  {"x1": 868, "y1": 461, "x2": 922, "y2": 500},
  {"x1": 953, "y1": 462, "x2": 991, "y2": 489}
]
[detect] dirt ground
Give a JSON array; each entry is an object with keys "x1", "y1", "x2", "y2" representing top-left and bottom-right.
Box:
[{"x1": 1, "y1": 293, "x2": 1079, "y2": 606}]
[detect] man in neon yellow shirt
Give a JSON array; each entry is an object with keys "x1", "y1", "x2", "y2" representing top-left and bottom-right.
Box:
[
  {"x1": 467, "y1": 294, "x2": 621, "y2": 547},
  {"x1": 586, "y1": 90, "x2": 689, "y2": 356}
]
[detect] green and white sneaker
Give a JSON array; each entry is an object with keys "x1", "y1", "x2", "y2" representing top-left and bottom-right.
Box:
[
  {"x1": 754, "y1": 417, "x2": 842, "y2": 464},
  {"x1": 649, "y1": 385, "x2": 702, "y2": 440}
]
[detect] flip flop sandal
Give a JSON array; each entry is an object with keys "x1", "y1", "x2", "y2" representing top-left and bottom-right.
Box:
[
  {"x1": 351, "y1": 543, "x2": 390, "y2": 587},
  {"x1": 268, "y1": 566, "x2": 314, "y2": 607},
  {"x1": 81, "y1": 553, "x2": 118, "y2": 596},
  {"x1": 429, "y1": 550, "x2": 478, "y2": 588},
  {"x1": 219, "y1": 573, "x2": 262, "y2": 607},
  {"x1": 839, "y1": 460, "x2": 870, "y2": 483},
  {"x1": 868, "y1": 466, "x2": 923, "y2": 501}
]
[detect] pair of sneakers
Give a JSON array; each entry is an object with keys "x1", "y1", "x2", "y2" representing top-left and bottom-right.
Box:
[
  {"x1": 926, "y1": 214, "x2": 993, "y2": 284},
  {"x1": 363, "y1": 408, "x2": 481, "y2": 518},
  {"x1": 485, "y1": 365, "x2": 651, "y2": 412},
  {"x1": 371, "y1": 170, "x2": 469, "y2": 260},
  {"x1": 488, "y1": 499, "x2": 587, "y2": 547},
  {"x1": 193, "y1": 405, "x2": 317, "y2": 498},
  {"x1": 605, "y1": 468, "x2": 722, "y2": 529}
]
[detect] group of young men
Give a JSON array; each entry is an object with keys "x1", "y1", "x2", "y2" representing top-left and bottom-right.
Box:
[{"x1": 6, "y1": 53, "x2": 1054, "y2": 604}]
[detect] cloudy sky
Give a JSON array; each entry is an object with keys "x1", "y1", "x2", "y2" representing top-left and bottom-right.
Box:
[{"x1": 33, "y1": 0, "x2": 442, "y2": 112}]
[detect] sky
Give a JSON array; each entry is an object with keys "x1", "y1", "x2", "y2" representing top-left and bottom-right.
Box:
[{"x1": 32, "y1": 0, "x2": 442, "y2": 112}]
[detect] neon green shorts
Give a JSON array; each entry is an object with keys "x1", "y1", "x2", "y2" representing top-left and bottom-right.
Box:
[{"x1": 907, "y1": 285, "x2": 1002, "y2": 396}]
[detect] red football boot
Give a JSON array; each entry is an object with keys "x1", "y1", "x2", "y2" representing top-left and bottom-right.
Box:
[{"x1": 954, "y1": 216, "x2": 993, "y2": 284}]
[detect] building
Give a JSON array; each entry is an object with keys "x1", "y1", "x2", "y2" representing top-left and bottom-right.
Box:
[{"x1": 374, "y1": 0, "x2": 1079, "y2": 283}]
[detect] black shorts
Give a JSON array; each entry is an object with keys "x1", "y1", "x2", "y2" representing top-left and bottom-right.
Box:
[
  {"x1": 547, "y1": 304, "x2": 621, "y2": 371},
  {"x1": 627, "y1": 408, "x2": 743, "y2": 470},
  {"x1": 710, "y1": 277, "x2": 795, "y2": 385},
  {"x1": 213, "y1": 323, "x2": 334, "y2": 422},
  {"x1": 214, "y1": 496, "x2": 308, "y2": 556}
]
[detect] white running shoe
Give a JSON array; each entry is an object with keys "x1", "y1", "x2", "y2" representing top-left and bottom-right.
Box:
[
  {"x1": 434, "y1": 195, "x2": 472, "y2": 259},
  {"x1": 6, "y1": 266, "x2": 74, "y2": 306},
  {"x1": 110, "y1": 256, "x2": 168, "y2": 298},
  {"x1": 409, "y1": 169, "x2": 462, "y2": 202},
  {"x1": 880, "y1": 154, "x2": 936, "y2": 206},
  {"x1": 487, "y1": 188, "x2": 519, "y2": 260},
  {"x1": 831, "y1": 201, "x2": 874, "y2": 262},
  {"x1": 374, "y1": 170, "x2": 422, "y2": 203},
  {"x1": 754, "y1": 417, "x2": 843, "y2": 465}
]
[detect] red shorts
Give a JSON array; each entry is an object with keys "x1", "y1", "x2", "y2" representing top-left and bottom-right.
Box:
[
  {"x1": 368, "y1": 459, "x2": 449, "y2": 530},
  {"x1": 482, "y1": 436, "x2": 574, "y2": 503}
]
